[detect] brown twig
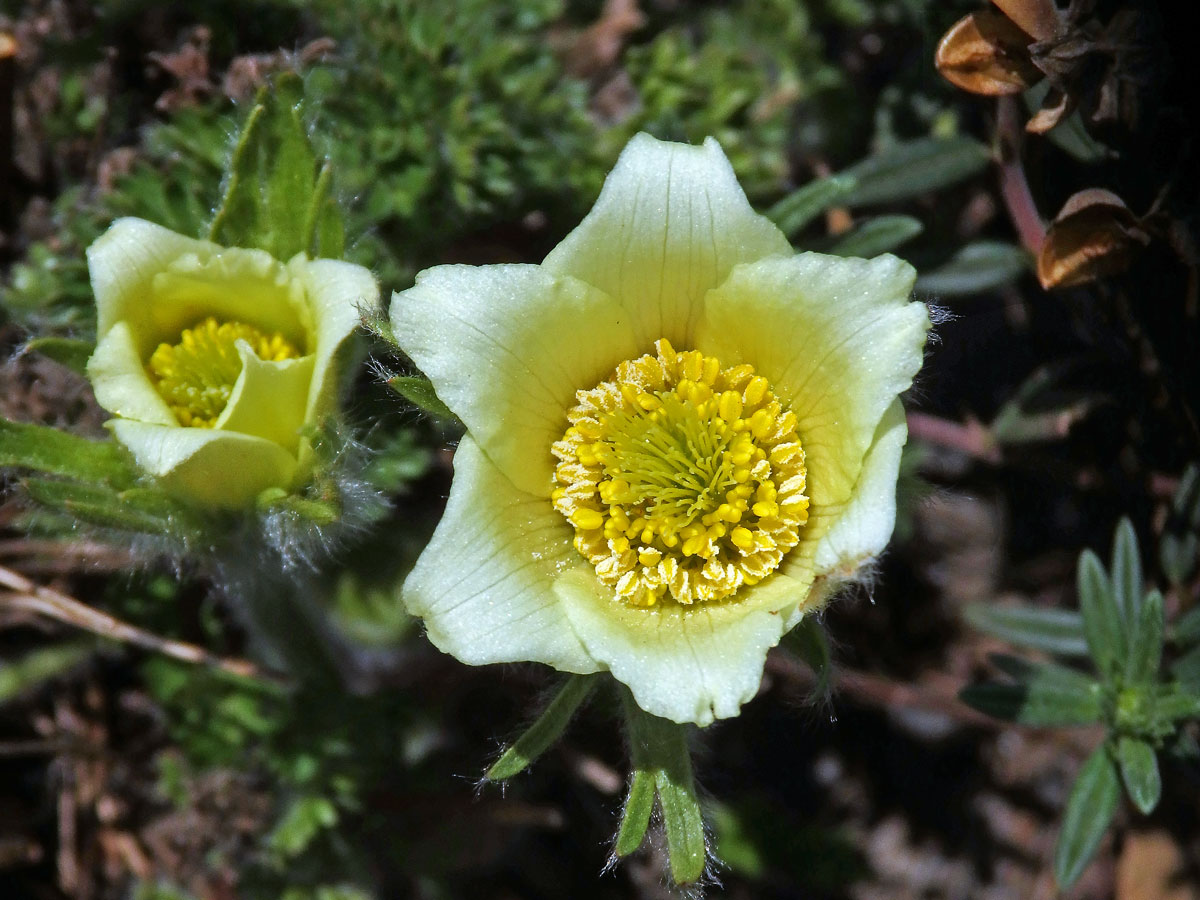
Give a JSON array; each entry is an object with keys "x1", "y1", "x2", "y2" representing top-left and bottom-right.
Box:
[{"x1": 0, "y1": 563, "x2": 269, "y2": 681}]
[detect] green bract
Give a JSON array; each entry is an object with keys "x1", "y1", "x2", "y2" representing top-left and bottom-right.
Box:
[
  {"x1": 86, "y1": 218, "x2": 377, "y2": 509},
  {"x1": 391, "y1": 134, "x2": 930, "y2": 726}
]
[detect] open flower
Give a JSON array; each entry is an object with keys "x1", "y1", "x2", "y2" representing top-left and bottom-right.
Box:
[
  {"x1": 391, "y1": 134, "x2": 930, "y2": 725},
  {"x1": 86, "y1": 218, "x2": 377, "y2": 509}
]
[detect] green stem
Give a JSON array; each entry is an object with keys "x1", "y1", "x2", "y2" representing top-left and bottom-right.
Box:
[{"x1": 486, "y1": 675, "x2": 595, "y2": 781}]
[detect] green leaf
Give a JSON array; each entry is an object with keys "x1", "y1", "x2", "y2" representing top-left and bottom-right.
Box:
[
  {"x1": 1111, "y1": 518, "x2": 1143, "y2": 625},
  {"x1": 303, "y1": 161, "x2": 345, "y2": 259},
  {"x1": 615, "y1": 769, "x2": 656, "y2": 858},
  {"x1": 1, "y1": 418, "x2": 134, "y2": 486},
  {"x1": 210, "y1": 73, "x2": 340, "y2": 261},
  {"x1": 960, "y1": 658, "x2": 1103, "y2": 726},
  {"x1": 22, "y1": 478, "x2": 188, "y2": 533},
  {"x1": 23, "y1": 336, "x2": 95, "y2": 375},
  {"x1": 1170, "y1": 604, "x2": 1200, "y2": 646},
  {"x1": 387, "y1": 376, "x2": 456, "y2": 421},
  {"x1": 828, "y1": 215, "x2": 922, "y2": 258},
  {"x1": 625, "y1": 696, "x2": 706, "y2": 884},
  {"x1": 839, "y1": 137, "x2": 991, "y2": 207},
  {"x1": 0, "y1": 642, "x2": 94, "y2": 705},
  {"x1": 915, "y1": 242, "x2": 1029, "y2": 297},
  {"x1": 1125, "y1": 590, "x2": 1164, "y2": 686},
  {"x1": 1116, "y1": 736, "x2": 1161, "y2": 815},
  {"x1": 765, "y1": 174, "x2": 857, "y2": 238},
  {"x1": 1054, "y1": 744, "x2": 1120, "y2": 889},
  {"x1": 1078, "y1": 549, "x2": 1124, "y2": 682},
  {"x1": 1152, "y1": 684, "x2": 1200, "y2": 722},
  {"x1": 964, "y1": 603, "x2": 1089, "y2": 657},
  {"x1": 783, "y1": 616, "x2": 832, "y2": 699},
  {"x1": 486, "y1": 675, "x2": 595, "y2": 781},
  {"x1": 1170, "y1": 643, "x2": 1200, "y2": 686}
]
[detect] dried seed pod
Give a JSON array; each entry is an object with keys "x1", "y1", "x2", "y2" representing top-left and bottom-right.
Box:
[
  {"x1": 937, "y1": 8, "x2": 1043, "y2": 95},
  {"x1": 1037, "y1": 189, "x2": 1149, "y2": 289},
  {"x1": 990, "y1": 0, "x2": 1063, "y2": 42}
]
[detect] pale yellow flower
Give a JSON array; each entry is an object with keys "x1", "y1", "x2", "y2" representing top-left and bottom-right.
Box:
[
  {"x1": 391, "y1": 134, "x2": 929, "y2": 725},
  {"x1": 86, "y1": 218, "x2": 378, "y2": 509}
]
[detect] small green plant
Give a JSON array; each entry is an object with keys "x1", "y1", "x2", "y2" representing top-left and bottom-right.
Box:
[{"x1": 963, "y1": 516, "x2": 1200, "y2": 888}]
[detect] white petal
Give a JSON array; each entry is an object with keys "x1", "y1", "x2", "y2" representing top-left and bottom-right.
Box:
[
  {"x1": 390, "y1": 265, "x2": 638, "y2": 497},
  {"x1": 554, "y1": 568, "x2": 810, "y2": 726},
  {"x1": 401, "y1": 435, "x2": 600, "y2": 674},
  {"x1": 87, "y1": 322, "x2": 177, "y2": 426},
  {"x1": 215, "y1": 343, "x2": 315, "y2": 453},
  {"x1": 543, "y1": 133, "x2": 792, "y2": 350}
]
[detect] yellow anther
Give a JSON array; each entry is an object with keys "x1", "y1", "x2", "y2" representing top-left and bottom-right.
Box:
[
  {"x1": 571, "y1": 508, "x2": 605, "y2": 530},
  {"x1": 552, "y1": 337, "x2": 808, "y2": 607},
  {"x1": 147, "y1": 317, "x2": 302, "y2": 427}
]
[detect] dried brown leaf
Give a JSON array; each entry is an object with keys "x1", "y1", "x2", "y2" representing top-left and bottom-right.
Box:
[
  {"x1": 937, "y1": 10, "x2": 1042, "y2": 96},
  {"x1": 1037, "y1": 189, "x2": 1149, "y2": 289}
]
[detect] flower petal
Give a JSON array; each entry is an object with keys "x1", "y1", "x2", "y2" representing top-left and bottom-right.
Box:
[
  {"x1": 401, "y1": 435, "x2": 599, "y2": 673},
  {"x1": 88, "y1": 218, "x2": 212, "y2": 338},
  {"x1": 695, "y1": 253, "x2": 927, "y2": 511},
  {"x1": 107, "y1": 420, "x2": 297, "y2": 509},
  {"x1": 292, "y1": 257, "x2": 376, "y2": 422},
  {"x1": 543, "y1": 133, "x2": 792, "y2": 350},
  {"x1": 87, "y1": 322, "x2": 178, "y2": 426},
  {"x1": 555, "y1": 568, "x2": 810, "y2": 726},
  {"x1": 215, "y1": 343, "x2": 315, "y2": 453},
  {"x1": 390, "y1": 265, "x2": 638, "y2": 496}
]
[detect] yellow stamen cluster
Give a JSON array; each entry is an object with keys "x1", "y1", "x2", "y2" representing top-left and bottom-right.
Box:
[
  {"x1": 552, "y1": 338, "x2": 809, "y2": 607},
  {"x1": 147, "y1": 317, "x2": 302, "y2": 427}
]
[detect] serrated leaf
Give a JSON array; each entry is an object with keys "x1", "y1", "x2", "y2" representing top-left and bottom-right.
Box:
[
  {"x1": 765, "y1": 174, "x2": 857, "y2": 238},
  {"x1": 1125, "y1": 590, "x2": 1164, "y2": 686},
  {"x1": 1054, "y1": 745, "x2": 1119, "y2": 889},
  {"x1": 387, "y1": 376, "x2": 456, "y2": 421},
  {"x1": 964, "y1": 602, "x2": 1089, "y2": 657},
  {"x1": 1116, "y1": 736, "x2": 1160, "y2": 815},
  {"x1": 615, "y1": 769, "x2": 656, "y2": 858},
  {"x1": 1111, "y1": 518, "x2": 1143, "y2": 625},
  {"x1": 1078, "y1": 549, "x2": 1124, "y2": 682},
  {"x1": 210, "y1": 73, "x2": 340, "y2": 261},
  {"x1": 1, "y1": 418, "x2": 134, "y2": 486},
  {"x1": 828, "y1": 215, "x2": 922, "y2": 258},
  {"x1": 486, "y1": 675, "x2": 594, "y2": 781},
  {"x1": 839, "y1": 137, "x2": 991, "y2": 207},
  {"x1": 915, "y1": 241, "x2": 1029, "y2": 297},
  {"x1": 23, "y1": 337, "x2": 95, "y2": 375}
]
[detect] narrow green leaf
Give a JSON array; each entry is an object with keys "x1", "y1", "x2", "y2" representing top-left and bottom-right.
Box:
[
  {"x1": 387, "y1": 376, "x2": 456, "y2": 421},
  {"x1": 915, "y1": 242, "x2": 1029, "y2": 297},
  {"x1": 1116, "y1": 736, "x2": 1161, "y2": 815},
  {"x1": 1, "y1": 418, "x2": 133, "y2": 486},
  {"x1": 1161, "y1": 533, "x2": 1199, "y2": 587},
  {"x1": 0, "y1": 642, "x2": 93, "y2": 705},
  {"x1": 1125, "y1": 590, "x2": 1164, "y2": 686},
  {"x1": 765, "y1": 174, "x2": 857, "y2": 238},
  {"x1": 23, "y1": 337, "x2": 95, "y2": 375},
  {"x1": 1054, "y1": 745, "x2": 1120, "y2": 889},
  {"x1": 625, "y1": 696, "x2": 707, "y2": 884},
  {"x1": 1152, "y1": 683, "x2": 1200, "y2": 721},
  {"x1": 782, "y1": 616, "x2": 831, "y2": 698},
  {"x1": 828, "y1": 215, "x2": 922, "y2": 258},
  {"x1": 615, "y1": 769, "x2": 656, "y2": 858},
  {"x1": 486, "y1": 675, "x2": 595, "y2": 781},
  {"x1": 964, "y1": 603, "x2": 1089, "y2": 657},
  {"x1": 839, "y1": 137, "x2": 991, "y2": 207},
  {"x1": 960, "y1": 662, "x2": 1103, "y2": 727},
  {"x1": 1111, "y1": 518, "x2": 1143, "y2": 625},
  {"x1": 1078, "y1": 549, "x2": 1124, "y2": 681},
  {"x1": 1170, "y1": 605, "x2": 1200, "y2": 646},
  {"x1": 1170, "y1": 643, "x2": 1200, "y2": 686},
  {"x1": 21, "y1": 479, "x2": 186, "y2": 533}
]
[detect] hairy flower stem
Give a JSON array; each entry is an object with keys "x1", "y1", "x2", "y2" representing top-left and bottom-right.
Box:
[{"x1": 620, "y1": 689, "x2": 707, "y2": 884}]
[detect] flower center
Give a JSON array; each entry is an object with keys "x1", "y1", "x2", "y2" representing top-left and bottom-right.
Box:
[
  {"x1": 552, "y1": 338, "x2": 809, "y2": 607},
  {"x1": 147, "y1": 317, "x2": 301, "y2": 427}
]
